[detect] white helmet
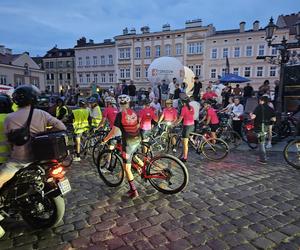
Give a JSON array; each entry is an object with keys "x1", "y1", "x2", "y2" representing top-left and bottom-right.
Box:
[
  {"x1": 117, "y1": 94, "x2": 130, "y2": 105},
  {"x1": 105, "y1": 96, "x2": 116, "y2": 105}
]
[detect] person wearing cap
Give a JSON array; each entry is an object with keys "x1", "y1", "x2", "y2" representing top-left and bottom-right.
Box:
[
  {"x1": 175, "y1": 97, "x2": 195, "y2": 162},
  {"x1": 250, "y1": 96, "x2": 276, "y2": 164},
  {"x1": 70, "y1": 100, "x2": 91, "y2": 162},
  {"x1": 139, "y1": 99, "x2": 158, "y2": 144},
  {"x1": 55, "y1": 98, "x2": 69, "y2": 123},
  {"x1": 88, "y1": 97, "x2": 102, "y2": 128},
  {"x1": 191, "y1": 76, "x2": 202, "y2": 102},
  {"x1": 202, "y1": 101, "x2": 219, "y2": 143},
  {"x1": 102, "y1": 95, "x2": 141, "y2": 198}
]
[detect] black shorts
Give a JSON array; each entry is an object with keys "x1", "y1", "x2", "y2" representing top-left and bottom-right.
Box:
[
  {"x1": 122, "y1": 135, "x2": 141, "y2": 164},
  {"x1": 209, "y1": 124, "x2": 219, "y2": 132},
  {"x1": 140, "y1": 129, "x2": 151, "y2": 141},
  {"x1": 182, "y1": 125, "x2": 194, "y2": 139}
]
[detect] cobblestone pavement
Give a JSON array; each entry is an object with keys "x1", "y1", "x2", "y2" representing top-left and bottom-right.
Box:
[{"x1": 1, "y1": 150, "x2": 300, "y2": 250}]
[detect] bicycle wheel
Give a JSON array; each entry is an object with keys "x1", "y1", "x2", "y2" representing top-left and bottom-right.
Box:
[
  {"x1": 219, "y1": 130, "x2": 242, "y2": 149},
  {"x1": 284, "y1": 139, "x2": 300, "y2": 169},
  {"x1": 97, "y1": 150, "x2": 124, "y2": 187},
  {"x1": 152, "y1": 132, "x2": 169, "y2": 153},
  {"x1": 146, "y1": 154, "x2": 189, "y2": 194},
  {"x1": 201, "y1": 138, "x2": 229, "y2": 161},
  {"x1": 92, "y1": 140, "x2": 105, "y2": 166}
]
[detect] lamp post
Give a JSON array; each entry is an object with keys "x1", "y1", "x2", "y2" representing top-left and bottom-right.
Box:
[{"x1": 264, "y1": 17, "x2": 300, "y2": 113}]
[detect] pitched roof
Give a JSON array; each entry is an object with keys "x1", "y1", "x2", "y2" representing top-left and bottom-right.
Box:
[
  {"x1": 277, "y1": 12, "x2": 300, "y2": 35},
  {"x1": 44, "y1": 47, "x2": 75, "y2": 58},
  {"x1": 0, "y1": 53, "x2": 20, "y2": 65}
]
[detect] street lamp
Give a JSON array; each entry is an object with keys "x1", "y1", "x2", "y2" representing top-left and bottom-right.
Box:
[{"x1": 263, "y1": 17, "x2": 300, "y2": 113}]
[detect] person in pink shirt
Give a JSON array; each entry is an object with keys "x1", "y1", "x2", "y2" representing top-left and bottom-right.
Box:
[
  {"x1": 139, "y1": 99, "x2": 158, "y2": 142},
  {"x1": 176, "y1": 98, "x2": 194, "y2": 162},
  {"x1": 203, "y1": 101, "x2": 219, "y2": 142},
  {"x1": 99, "y1": 97, "x2": 118, "y2": 129},
  {"x1": 202, "y1": 87, "x2": 218, "y2": 101}
]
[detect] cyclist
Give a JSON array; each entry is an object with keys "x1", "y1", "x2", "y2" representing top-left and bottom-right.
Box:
[
  {"x1": 88, "y1": 97, "x2": 102, "y2": 129},
  {"x1": 139, "y1": 99, "x2": 158, "y2": 143},
  {"x1": 102, "y1": 95, "x2": 141, "y2": 198},
  {"x1": 99, "y1": 97, "x2": 118, "y2": 130},
  {"x1": 70, "y1": 100, "x2": 91, "y2": 162},
  {"x1": 202, "y1": 101, "x2": 219, "y2": 143},
  {"x1": 175, "y1": 97, "x2": 194, "y2": 162},
  {"x1": 56, "y1": 97, "x2": 69, "y2": 123}
]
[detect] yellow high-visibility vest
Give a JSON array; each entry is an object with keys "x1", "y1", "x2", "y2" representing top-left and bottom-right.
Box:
[
  {"x1": 91, "y1": 106, "x2": 102, "y2": 127},
  {"x1": 72, "y1": 109, "x2": 89, "y2": 134},
  {"x1": 0, "y1": 114, "x2": 10, "y2": 163}
]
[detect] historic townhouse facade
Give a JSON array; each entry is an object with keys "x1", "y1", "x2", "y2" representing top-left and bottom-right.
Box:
[
  {"x1": 42, "y1": 47, "x2": 75, "y2": 93},
  {"x1": 0, "y1": 45, "x2": 46, "y2": 90},
  {"x1": 74, "y1": 37, "x2": 116, "y2": 89}
]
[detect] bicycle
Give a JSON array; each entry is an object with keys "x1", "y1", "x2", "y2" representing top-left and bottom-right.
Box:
[
  {"x1": 283, "y1": 138, "x2": 300, "y2": 169},
  {"x1": 96, "y1": 139, "x2": 189, "y2": 194},
  {"x1": 172, "y1": 128, "x2": 229, "y2": 161}
]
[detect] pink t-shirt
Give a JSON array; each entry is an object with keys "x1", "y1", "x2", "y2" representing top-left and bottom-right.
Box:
[
  {"x1": 139, "y1": 107, "x2": 157, "y2": 130},
  {"x1": 202, "y1": 92, "x2": 218, "y2": 100},
  {"x1": 163, "y1": 107, "x2": 177, "y2": 122},
  {"x1": 103, "y1": 107, "x2": 118, "y2": 128},
  {"x1": 181, "y1": 106, "x2": 195, "y2": 126},
  {"x1": 207, "y1": 107, "x2": 219, "y2": 124}
]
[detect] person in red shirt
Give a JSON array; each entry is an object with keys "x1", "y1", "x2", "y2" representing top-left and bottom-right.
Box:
[
  {"x1": 139, "y1": 99, "x2": 158, "y2": 142},
  {"x1": 202, "y1": 87, "x2": 218, "y2": 101},
  {"x1": 203, "y1": 101, "x2": 219, "y2": 142},
  {"x1": 176, "y1": 98, "x2": 194, "y2": 162},
  {"x1": 99, "y1": 97, "x2": 118, "y2": 129}
]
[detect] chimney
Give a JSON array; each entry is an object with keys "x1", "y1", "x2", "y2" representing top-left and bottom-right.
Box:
[
  {"x1": 130, "y1": 28, "x2": 136, "y2": 34},
  {"x1": 89, "y1": 39, "x2": 94, "y2": 44},
  {"x1": 162, "y1": 24, "x2": 171, "y2": 32},
  {"x1": 239, "y1": 21, "x2": 245, "y2": 32},
  {"x1": 253, "y1": 20, "x2": 259, "y2": 31},
  {"x1": 123, "y1": 28, "x2": 128, "y2": 35},
  {"x1": 141, "y1": 26, "x2": 150, "y2": 34},
  {"x1": 76, "y1": 37, "x2": 87, "y2": 47}
]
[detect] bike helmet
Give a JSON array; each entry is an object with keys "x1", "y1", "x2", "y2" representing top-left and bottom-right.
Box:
[
  {"x1": 56, "y1": 97, "x2": 65, "y2": 105},
  {"x1": 79, "y1": 99, "x2": 86, "y2": 106},
  {"x1": 88, "y1": 97, "x2": 98, "y2": 104},
  {"x1": 143, "y1": 99, "x2": 151, "y2": 105},
  {"x1": 165, "y1": 99, "x2": 173, "y2": 104},
  {"x1": 12, "y1": 85, "x2": 40, "y2": 107},
  {"x1": 0, "y1": 94, "x2": 12, "y2": 113},
  {"x1": 117, "y1": 94, "x2": 130, "y2": 105}
]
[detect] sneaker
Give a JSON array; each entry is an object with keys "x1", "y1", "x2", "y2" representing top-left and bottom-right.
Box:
[
  {"x1": 73, "y1": 157, "x2": 81, "y2": 162},
  {"x1": 0, "y1": 226, "x2": 5, "y2": 239},
  {"x1": 127, "y1": 190, "x2": 139, "y2": 199},
  {"x1": 266, "y1": 143, "x2": 272, "y2": 149},
  {"x1": 180, "y1": 158, "x2": 187, "y2": 163},
  {"x1": 172, "y1": 148, "x2": 177, "y2": 153},
  {"x1": 257, "y1": 159, "x2": 267, "y2": 165}
]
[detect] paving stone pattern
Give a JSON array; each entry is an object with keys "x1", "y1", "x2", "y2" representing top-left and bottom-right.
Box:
[{"x1": 1, "y1": 150, "x2": 300, "y2": 249}]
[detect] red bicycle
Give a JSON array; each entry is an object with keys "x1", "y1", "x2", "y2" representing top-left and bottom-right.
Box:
[{"x1": 96, "y1": 140, "x2": 189, "y2": 194}]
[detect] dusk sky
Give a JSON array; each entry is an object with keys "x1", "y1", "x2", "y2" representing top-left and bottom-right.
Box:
[{"x1": 1, "y1": 0, "x2": 299, "y2": 56}]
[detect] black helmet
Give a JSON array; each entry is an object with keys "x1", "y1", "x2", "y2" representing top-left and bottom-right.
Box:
[
  {"x1": 79, "y1": 100, "x2": 86, "y2": 106},
  {"x1": 56, "y1": 97, "x2": 65, "y2": 105},
  {"x1": 0, "y1": 94, "x2": 12, "y2": 114},
  {"x1": 12, "y1": 85, "x2": 40, "y2": 107}
]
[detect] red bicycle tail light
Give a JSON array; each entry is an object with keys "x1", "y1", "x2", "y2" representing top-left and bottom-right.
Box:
[
  {"x1": 245, "y1": 124, "x2": 254, "y2": 131},
  {"x1": 50, "y1": 166, "x2": 65, "y2": 179}
]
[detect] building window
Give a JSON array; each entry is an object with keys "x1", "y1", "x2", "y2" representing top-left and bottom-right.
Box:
[
  {"x1": 66, "y1": 61, "x2": 72, "y2": 67},
  {"x1": 258, "y1": 45, "x2": 265, "y2": 56},
  {"x1": 135, "y1": 67, "x2": 141, "y2": 78},
  {"x1": 49, "y1": 62, "x2": 54, "y2": 68},
  {"x1": 223, "y1": 48, "x2": 229, "y2": 58},
  {"x1": 120, "y1": 69, "x2": 125, "y2": 79},
  {"x1": 145, "y1": 66, "x2": 149, "y2": 78},
  {"x1": 119, "y1": 48, "x2": 131, "y2": 59},
  {"x1": 67, "y1": 73, "x2": 71, "y2": 80},
  {"x1": 234, "y1": 47, "x2": 240, "y2": 58},
  {"x1": 93, "y1": 56, "x2": 97, "y2": 65},
  {"x1": 101, "y1": 56, "x2": 105, "y2": 65},
  {"x1": 175, "y1": 43, "x2": 182, "y2": 55},
  {"x1": 271, "y1": 47, "x2": 277, "y2": 55},
  {"x1": 45, "y1": 62, "x2": 49, "y2": 69},
  {"x1": 165, "y1": 44, "x2": 171, "y2": 56},
  {"x1": 195, "y1": 65, "x2": 201, "y2": 77},
  {"x1": 256, "y1": 66, "x2": 263, "y2": 77},
  {"x1": 94, "y1": 74, "x2": 98, "y2": 83},
  {"x1": 210, "y1": 69, "x2": 216, "y2": 79},
  {"x1": 78, "y1": 57, "x2": 82, "y2": 66},
  {"x1": 86, "y1": 74, "x2": 90, "y2": 83},
  {"x1": 270, "y1": 66, "x2": 276, "y2": 77},
  {"x1": 101, "y1": 73, "x2": 106, "y2": 83},
  {"x1": 0, "y1": 75, "x2": 7, "y2": 85},
  {"x1": 108, "y1": 55, "x2": 113, "y2": 65},
  {"x1": 155, "y1": 45, "x2": 161, "y2": 57},
  {"x1": 188, "y1": 65, "x2": 194, "y2": 72},
  {"x1": 246, "y1": 46, "x2": 252, "y2": 57},
  {"x1": 135, "y1": 47, "x2": 141, "y2": 58},
  {"x1": 221, "y1": 68, "x2": 227, "y2": 76},
  {"x1": 244, "y1": 67, "x2": 251, "y2": 77},
  {"x1": 233, "y1": 68, "x2": 239, "y2": 75},
  {"x1": 59, "y1": 73, "x2": 63, "y2": 80},
  {"x1": 125, "y1": 68, "x2": 130, "y2": 78},
  {"x1": 46, "y1": 74, "x2": 50, "y2": 80},
  {"x1": 79, "y1": 74, "x2": 83, "y2": 83},
  {"x1": 109, "y1": 73, "x2": 114, "y2": 83},
  {"x1": 211, "y1": 48, "x2": 217, "y2": 59},
  {"x1": 145, "y1": 46, "x2": 151, "y2": 58},
  {"x1": 57, "y1": 61, "x2": 63, "y2": 68},
  {"x1": 86, "y1": 56, "x2": 90, "y2": 66},
  {"x1": 188, "y1": 42, "x2": 203, "y2": 54}
]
